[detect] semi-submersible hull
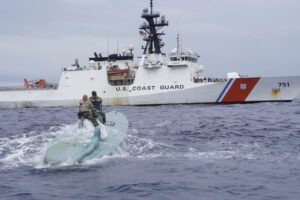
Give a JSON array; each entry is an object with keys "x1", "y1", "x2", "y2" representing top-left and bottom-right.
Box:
[{"x1": 1, "y1": 0, "x2": 300, "y2": 108}]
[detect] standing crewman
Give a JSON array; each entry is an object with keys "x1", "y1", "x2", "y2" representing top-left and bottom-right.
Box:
[
  {"x1": 89, "y1": 91, "x2": 106, "y2": 123},
  {"x1": 78, "y1": 94, "x2": 99, "y2": 127}
]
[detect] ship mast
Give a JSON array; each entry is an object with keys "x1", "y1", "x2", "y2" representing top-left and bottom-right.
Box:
[
  {"x1": 140, "y1": 0, "x2": 169, "y2": 55},
  {"x1": 177, "y1": 33, "x2": 180, "y2": 54}
]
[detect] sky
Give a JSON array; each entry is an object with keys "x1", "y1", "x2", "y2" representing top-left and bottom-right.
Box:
[{"x1": 0, "y1": 0, "x2": 300, "y2": 85}]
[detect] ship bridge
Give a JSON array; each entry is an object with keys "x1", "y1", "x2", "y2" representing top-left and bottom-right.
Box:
[{"x1": 169, "y1": 48, "x2": 199, "y2": 63}]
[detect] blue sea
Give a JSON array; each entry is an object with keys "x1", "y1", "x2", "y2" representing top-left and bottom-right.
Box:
[{"x1": 0, "y1": 100, "x2": 300, "y2": 200}]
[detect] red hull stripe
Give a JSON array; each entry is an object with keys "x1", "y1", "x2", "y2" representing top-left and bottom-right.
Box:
[
  {"x1": 216, "y1": 78, "x2": 234, "y2": 103},
  {"x1": 221, "y1": 77, "x2": 260, "y2": 102}
]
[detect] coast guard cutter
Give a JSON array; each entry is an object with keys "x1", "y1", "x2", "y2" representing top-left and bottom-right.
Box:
[{"x1": 0, "y1": 0, "x2": 300, "y2": 108}]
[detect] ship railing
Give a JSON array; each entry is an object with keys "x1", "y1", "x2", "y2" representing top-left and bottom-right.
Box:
[
  {"x1": 0, "y1": 84, "x2": 58, "y2": 91},
  {"x1": 108, "y1": 78, "x2": 135, "y2": 86},
  {"x1": 193, "y1": 76, "x2": 227, "y2": 83}
]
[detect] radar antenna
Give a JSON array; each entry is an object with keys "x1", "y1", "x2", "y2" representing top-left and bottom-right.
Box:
[{"x1": 140, "y1": 0, "x2": 169, "y2": 55}]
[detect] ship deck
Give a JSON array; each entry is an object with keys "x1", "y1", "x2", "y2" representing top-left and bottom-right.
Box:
[{"x1": 0, "y1": 85, "x2": 58, "y2": 92}]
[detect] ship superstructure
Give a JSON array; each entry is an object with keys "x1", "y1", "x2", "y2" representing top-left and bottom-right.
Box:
[{"x1": 0, "y1": 0, "x2": 299, "y2": 108}]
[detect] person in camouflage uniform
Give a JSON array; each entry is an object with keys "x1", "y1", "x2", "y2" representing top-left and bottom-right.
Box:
[
  {"x1": 78, "y1": 94, "x2": 99, "y2": 127},
  {"x1": 89, "y1": 91, "x2": 106, "y2": 123}
]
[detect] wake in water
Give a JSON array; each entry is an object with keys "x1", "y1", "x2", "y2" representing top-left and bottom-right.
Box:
[
  {"x1": 0, "y1": 121, "x2": 230, "y2": 170},
  {"x1": 0, "y1": 118, "x2": 143, "y2": 169},
  {"x1": 1, "y1": 103, "x2": 300, "y2": 200},
  {"x1": 0, "y1": 120, "x2": 102, "y2": 169},
  {"x1": 1, "y1": 113, "x2": 298, "y2": 170}
]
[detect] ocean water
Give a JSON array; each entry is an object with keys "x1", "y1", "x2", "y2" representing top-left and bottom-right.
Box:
[{"x1": 0, "y1": 100, "x2": 300, "y2": 200}]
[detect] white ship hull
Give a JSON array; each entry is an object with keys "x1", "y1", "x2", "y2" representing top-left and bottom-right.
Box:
[{"x1": 1, "y1": 68, "x2": 299, "y2": 109}]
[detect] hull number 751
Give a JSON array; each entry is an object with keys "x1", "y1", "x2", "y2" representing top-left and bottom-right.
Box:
[{"x1": 278, "y1": 82, "x2": 290, "y2": 87}]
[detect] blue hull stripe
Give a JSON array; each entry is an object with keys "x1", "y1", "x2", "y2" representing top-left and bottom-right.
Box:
[{"x1": 216, "y1": 78, "x2": 233, "y2": 103}]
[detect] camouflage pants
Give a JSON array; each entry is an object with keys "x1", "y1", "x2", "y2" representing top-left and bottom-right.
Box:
[
  {"x1": 78, "y1": 111, "x2": 99, "y2": 127},
  {"x1": 91, "y1": 109, "x2": 106, "y2": 124}
]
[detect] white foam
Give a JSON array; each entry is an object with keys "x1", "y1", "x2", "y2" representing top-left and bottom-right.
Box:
[
  {"x1": 0, "y1": 120, "x2": 99, "y2": 169},
  {"x1": 1, "y1": 123, "x2": 267, "y2": 169},
  {"x1": 99, "y1": 123, "x2": 108, "y2": 140},
  {"x1": 120, "y1": 131, "x2": 265, "y2": 161},
  {"x1": 155, "y1": 120, "x2": 172, "y2": 127},
  {"x1": 82, "y1": 147, "x2": 129, "y2": 166}
]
